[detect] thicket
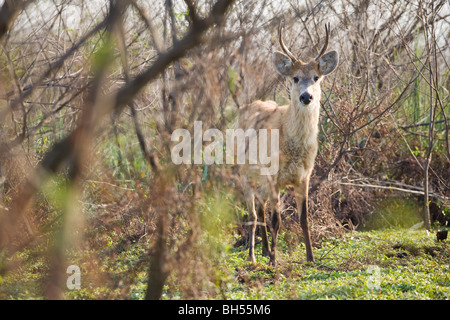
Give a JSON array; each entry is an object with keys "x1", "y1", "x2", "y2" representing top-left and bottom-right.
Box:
[{"x1": 0, "y1": 0, "x2": 448, "y2": 299}]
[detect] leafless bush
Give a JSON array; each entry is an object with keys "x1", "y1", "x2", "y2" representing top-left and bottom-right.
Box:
[{"x1": 0, "y1": 0, "x2": 448, "y2": 299}]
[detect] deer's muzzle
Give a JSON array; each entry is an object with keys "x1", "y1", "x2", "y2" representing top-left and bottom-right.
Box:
[{"x1": 299, "y1": 92, "x2": 313, "y2": 105}]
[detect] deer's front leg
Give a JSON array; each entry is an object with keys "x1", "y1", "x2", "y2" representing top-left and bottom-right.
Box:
[{"x1": 295, "y1": 179, "x2": 315, "y2": 263}]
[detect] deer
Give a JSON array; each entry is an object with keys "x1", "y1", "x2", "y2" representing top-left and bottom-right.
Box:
[{"x1": 237, "y1": 23, "x2": 338, "y2": 266}]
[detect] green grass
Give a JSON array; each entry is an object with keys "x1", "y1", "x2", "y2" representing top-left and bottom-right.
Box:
[
  {"x1": 1, "y1": 228, "x2": 448, "y2": 300},
  {"x1": 216, "y1": 229, "x2": 449, "y2": 300}
]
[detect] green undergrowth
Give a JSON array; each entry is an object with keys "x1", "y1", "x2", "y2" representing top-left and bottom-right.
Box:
[
  {"x1": 1, "y1": 228, "x2": 448, "y2": 300},
  {"x1": 221, "y1": 229, "x2": 449, "y2": 300}
]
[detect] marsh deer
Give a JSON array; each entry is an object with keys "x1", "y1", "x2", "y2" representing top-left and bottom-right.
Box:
[{"x1": 237, "y1": 23, "x2": 338, "y2": 266}]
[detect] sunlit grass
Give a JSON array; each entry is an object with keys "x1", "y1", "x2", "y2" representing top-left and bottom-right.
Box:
[{"x1": 4, "y1": 227, "x2": 448, "y2": 300}]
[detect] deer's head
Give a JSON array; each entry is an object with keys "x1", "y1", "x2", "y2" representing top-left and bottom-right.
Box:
[{"x1": 273, "y1": 23, "x2": 338, "y2": 108}]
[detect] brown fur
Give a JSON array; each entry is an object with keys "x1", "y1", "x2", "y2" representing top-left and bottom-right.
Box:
[{"x1": 238, "y1": 27, "x2": 338, "y2": 266}]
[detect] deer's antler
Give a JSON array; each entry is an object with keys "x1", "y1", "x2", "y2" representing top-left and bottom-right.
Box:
[
  {"x1": 278, "y1": 23, "x2": 300, "y2": 63},
  {"x1": 314, "y1": 23, "x2": 330, "y2": 62}
]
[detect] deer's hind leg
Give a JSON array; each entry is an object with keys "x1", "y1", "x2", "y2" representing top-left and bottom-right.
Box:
[
  {"x1": 295, "y1": 178, "x2": 315, "y2": 262},
  {"x1": 247, "y1": 192, "x2": 271, "y2": 263},
  {"x1": 256, "y1": 198, "x2": 270, "y2": 257},
  {"x1": 268, "y1": 192, "x2": 281, "y2": 267}
]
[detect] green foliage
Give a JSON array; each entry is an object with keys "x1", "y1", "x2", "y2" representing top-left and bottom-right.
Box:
[
  {"x1": 361, "y1": 198, "x2": 423, "y2": 230},
  {"x1": 198, "y1": 191, "x2": 236, "y2": 254},
  {"x1": 220, "y1": 229, "x2": 449, "y2": 300},
  {"x1": 91, "y1": 33, "x2": 116, "y2": 74},
  {"x1": 2, "y1": 228, "x2": 449, "y2": 300},
  {"x1": 97, "y1": 122, "x2": 152, "y2": 186}
]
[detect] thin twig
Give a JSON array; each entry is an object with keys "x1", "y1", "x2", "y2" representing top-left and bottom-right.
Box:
[{"x1": 337, "y1": 181, "x2": 448, "y2": 202}]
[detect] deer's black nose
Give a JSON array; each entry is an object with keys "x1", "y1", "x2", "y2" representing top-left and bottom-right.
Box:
[{"x1": 300, "y1": 92, "x2": 313, "y2": 105}]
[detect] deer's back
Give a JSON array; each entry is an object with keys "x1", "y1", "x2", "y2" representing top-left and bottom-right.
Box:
[{"x1": 237, "y1": 100, "x2": 287, "y2": 131}]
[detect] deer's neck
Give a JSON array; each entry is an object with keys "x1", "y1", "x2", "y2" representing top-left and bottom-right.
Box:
[{"x1": 283, "y1": 100, "x2": 320, "y2": 145}]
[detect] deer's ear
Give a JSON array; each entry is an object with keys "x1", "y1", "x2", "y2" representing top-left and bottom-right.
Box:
[
  {"x1": 319, "y1": 51, "x2": 338, "y2": 75},
  {"x1": 273, "y1": 51, "x2": 293, "y2": 77}
]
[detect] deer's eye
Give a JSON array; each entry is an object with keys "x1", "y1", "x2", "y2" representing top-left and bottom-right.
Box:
[
  {"x1": 313, "y1": 75, "x2": 319, "y2": 82},
  {"x1": 293, "y1": 76, "x2": 299, "y2": 83}
]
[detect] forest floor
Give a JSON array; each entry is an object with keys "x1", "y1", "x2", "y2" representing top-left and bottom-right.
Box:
[{"x1": 1, "y1": 228, "x2": 449, "y2": 300}]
